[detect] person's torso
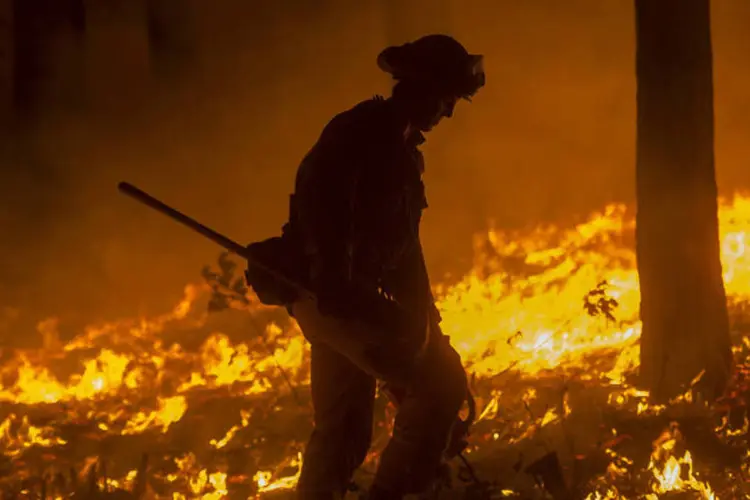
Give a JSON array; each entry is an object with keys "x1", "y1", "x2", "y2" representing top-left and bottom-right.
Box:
[{"x1": 292, "y1": 97, "x2": 428, "y2": 283}]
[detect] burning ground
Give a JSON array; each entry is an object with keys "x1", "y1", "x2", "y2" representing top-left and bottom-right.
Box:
[{"x1": 3, "y1": 195, "x2": 750, "y2": 499}]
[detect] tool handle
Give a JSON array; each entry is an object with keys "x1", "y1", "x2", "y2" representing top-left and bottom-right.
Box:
[{"x1": 118, "y1": 181, "x2": 249, "y2": 257}]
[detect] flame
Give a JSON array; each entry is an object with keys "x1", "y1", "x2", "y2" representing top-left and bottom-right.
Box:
[
  {"x1": 2, "y1": 194, "x2": 750, "y2": 497},
  {"x1": 645, "y1": 424, "x2": 716, "y2": 499},
  {"x1": 255, "y1": 452, "x2": 303, "y2": 494},
  {"x1": 122, "y1": 395, "x2": 187, "y2": 435},
  {"x1": 0, "y1": 413, "x2": 67, "y2": 457}
]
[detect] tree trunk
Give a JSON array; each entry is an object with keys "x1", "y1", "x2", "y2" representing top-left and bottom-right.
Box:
[
  {"x1": 635, "y1": 0, "x2": 732, "y2": 402},
  {"x1": 0, "y1": 0, "x2": 11, "y2": 124},
  {"x1": 12, "y1": 0, "x2": 85, "y2": 122}
]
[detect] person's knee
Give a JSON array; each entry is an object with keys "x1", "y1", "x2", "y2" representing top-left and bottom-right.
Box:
[{"x1": 437, "y1": 365, "x2": 467, "y2": 419}]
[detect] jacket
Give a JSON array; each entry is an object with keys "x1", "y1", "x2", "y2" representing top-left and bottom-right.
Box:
[{"x1": 290, "y1": 97, "x2": 436, "y2": 318}]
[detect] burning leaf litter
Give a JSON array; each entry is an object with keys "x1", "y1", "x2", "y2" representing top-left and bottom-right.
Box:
[{"x1": 2, "y1": 194, "x2": 750, "y2": 498}]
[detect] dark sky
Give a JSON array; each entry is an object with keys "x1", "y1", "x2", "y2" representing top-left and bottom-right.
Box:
[{"x1": 1, "y1": 0, "x2": 749, "y2": 338}]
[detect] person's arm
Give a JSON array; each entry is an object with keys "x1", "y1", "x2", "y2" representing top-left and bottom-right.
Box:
[{"x1": 295, "y1": 123, "x2": 364, "y2": 314}]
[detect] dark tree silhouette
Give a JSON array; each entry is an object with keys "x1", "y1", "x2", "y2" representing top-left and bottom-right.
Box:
[
  {"x1": 0, "y1": 1, "x2": 11, "y2": 121},
  {"x1": 11, "y1": 0, "x2": 85, "y2": 120},
  {"x1": 635, "y1": 0, "x2": 733, "y2": 402}
]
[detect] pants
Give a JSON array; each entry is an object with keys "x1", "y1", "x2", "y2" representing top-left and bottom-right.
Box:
[{"x1": 291, "y1": 297, "x2": 467, "y2": 499}]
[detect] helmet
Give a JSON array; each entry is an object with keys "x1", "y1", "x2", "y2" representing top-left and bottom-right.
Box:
[{"x1": 377, "y1": 34, "x2": 485, "y2": 100}]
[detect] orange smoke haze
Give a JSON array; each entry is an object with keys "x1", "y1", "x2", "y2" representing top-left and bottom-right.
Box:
[{"x1": 0, "y1": 0, "x2": 749, "y2": 344}]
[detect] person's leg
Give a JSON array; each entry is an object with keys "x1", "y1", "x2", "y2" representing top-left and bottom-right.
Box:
[
  {"x1": 372, "y1": 335, "x2": 467, "y2": 495},
  {"x1": 292, "y1": 298, "x2": 467, "y2": 498},
  {"x1": 296, "y1": 341, "x2": 376, "y2": 499}
]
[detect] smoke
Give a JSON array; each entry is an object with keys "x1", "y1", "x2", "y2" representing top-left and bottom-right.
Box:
[{"x1": 1, "y1": 0, "x2": 749, "y2": 339}]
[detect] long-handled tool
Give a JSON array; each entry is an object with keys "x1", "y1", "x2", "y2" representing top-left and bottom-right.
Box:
[{"x1": 118, "y1": 181, "x2": 315, "y2": 301}]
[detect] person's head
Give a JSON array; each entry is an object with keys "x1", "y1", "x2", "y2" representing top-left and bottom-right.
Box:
[{"x1": 377, "y1": 34, "x2": 485, "y2": 132}]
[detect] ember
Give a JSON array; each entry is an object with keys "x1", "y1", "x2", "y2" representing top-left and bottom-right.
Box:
[{"x1": 2, "y1": 194, "x2": 750, "y2": 498}]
